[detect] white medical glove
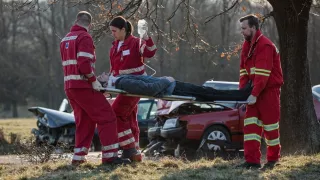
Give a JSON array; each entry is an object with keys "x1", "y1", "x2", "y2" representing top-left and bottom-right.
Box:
[
  {"x1": 92, "y1": 80, "x2": 103, "y2": 91},
  {"x1": 247, "y1": 95, "x2": 257, "y2": 105}
]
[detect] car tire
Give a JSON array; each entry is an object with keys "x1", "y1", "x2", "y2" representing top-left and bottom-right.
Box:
[{"x1": 197, "y1": 126, "x2": 231, "y2": 159}]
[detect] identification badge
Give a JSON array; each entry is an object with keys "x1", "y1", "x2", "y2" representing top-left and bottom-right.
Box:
[{"x1": 122, "y1": 50, "x2": 130, "y2": 56}]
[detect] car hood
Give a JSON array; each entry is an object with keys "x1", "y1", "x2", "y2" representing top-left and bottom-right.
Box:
[
  {"x1": 156, "y1": 101, "x2": 188, "y2": 115},
  {"x1": 28, "y1": 107, "x2": 75, "y2": 128}
]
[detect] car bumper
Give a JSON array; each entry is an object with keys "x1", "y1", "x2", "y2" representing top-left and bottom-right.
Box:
[
  {"x1": 160, "y1": 127, "x2": 185, "y2": 139},
  {"x1": 148, "y1": 127, "x2": 161, "y2": 139}
]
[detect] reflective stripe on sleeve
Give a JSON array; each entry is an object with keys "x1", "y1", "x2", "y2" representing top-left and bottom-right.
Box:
[
  {"x1": 119, "y1": 65, "x2": 144, "y2": 75},
  {"x1": 64, "y1": 75, "x2": 83, "y2": 81},
  {"x1": 77, "y1": 52, "x2": 94, "y2": 59},
  {"x1": 62, "y1": 60, "x2": 77, "y2": 66}
]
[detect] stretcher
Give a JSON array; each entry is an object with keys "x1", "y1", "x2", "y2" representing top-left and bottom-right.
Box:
[{"x1": 102, "y1": 87, "x2": 248, "y2": 104}]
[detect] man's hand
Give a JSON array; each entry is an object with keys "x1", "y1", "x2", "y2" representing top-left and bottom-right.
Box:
[
  {"x1": 92, "y1": 80, "x2": 103, "y2": 91},
  {"x1": 247, "y1": 95, "x2": 257, "y2": 105}
]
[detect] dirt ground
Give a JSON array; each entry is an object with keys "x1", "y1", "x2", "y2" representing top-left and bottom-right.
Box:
[{"x1": 0, "y1": 152, "x2": 102, "y2": 165}]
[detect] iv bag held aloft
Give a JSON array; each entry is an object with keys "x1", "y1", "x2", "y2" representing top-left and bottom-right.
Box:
[{"x1": 137, "y1": 19, "x2": 148, "y2": 38}]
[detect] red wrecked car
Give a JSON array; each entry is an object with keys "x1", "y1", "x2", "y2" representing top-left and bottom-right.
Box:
[
  {"x1": 144, "y1": 80, "x2": 247, "y2": 158},
  {"x1": 144, "y1": 82, "x2": 320, "y2": 158}
]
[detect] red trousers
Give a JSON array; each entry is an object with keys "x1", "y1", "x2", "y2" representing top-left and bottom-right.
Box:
[
  {"x1": 243, "y1": 88, "x2": 281, "y2": 164},
  {"x1": 66, "y1": 89, "x2": 119, "y2": 163},
  {"x1": 112, "y1": 94, "x2": 140, "y2": 149}
]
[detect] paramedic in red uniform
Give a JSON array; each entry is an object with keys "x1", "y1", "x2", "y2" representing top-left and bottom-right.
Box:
[
  {"x1": 108, "y1": 16, "x2": 157, "y2": 161},
  {"x1": 60, "y1": 11, "x2": 130, "y2": 165},
  {"x1": 237, "y1": 14, "x2": 283, "y2": 170}
]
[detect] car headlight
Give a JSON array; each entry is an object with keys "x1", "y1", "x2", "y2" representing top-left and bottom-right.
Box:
[{"x1": 163, "y1": 118, "x2": 179, "y2": 129}]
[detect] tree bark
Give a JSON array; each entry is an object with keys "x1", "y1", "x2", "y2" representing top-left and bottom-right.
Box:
[{"x1": 269, "y1": 0, "x2": 320, "y2": 154}]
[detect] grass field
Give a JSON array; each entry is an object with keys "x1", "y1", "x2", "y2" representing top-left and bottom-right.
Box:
[
  {"x1": 0, "y1": 118, "x2": 37, "y2": 142},
  {"x1": 1, "y1": 118, "x2": 320, "y2": 180},
  {"x1": 1, "y1": 154, "x2": 320, "y2": 180}
]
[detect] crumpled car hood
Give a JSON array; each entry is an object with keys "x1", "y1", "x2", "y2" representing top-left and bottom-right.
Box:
[{"x1": 28, "y1": 107, "x2": 75, "y2": 128}]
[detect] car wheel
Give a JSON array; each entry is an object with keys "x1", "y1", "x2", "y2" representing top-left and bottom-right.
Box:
[{"x1": 198, "y1": 126, "x2": 231, "y2": 158}]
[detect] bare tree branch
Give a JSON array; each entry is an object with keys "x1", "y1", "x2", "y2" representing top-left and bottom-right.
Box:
[
  {"x1": 167, "y1": 0, "x2": 186, "y2": 21},
  {"x1": 204, "y1": 0, "x2": 239, "y2": 24}
]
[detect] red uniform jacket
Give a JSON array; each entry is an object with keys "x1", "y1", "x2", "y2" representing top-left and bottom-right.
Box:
[
  {"x1": 109, "y1": 35, "x2": 157, "y2": 76},
  {"x1": 60, "y1": 25, "x2": 96, "y2": 90},
  {"x1": 239, "y1": 30, "x2": 283, "y2": 97}
]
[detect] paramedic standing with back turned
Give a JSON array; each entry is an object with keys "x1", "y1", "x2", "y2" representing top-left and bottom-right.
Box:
[
  {"x1": 60, "y1": 11, "x2": 130, "y2": 165},
  {"x1": 107, "y1": 16, "x2": 157, "y2": 162},
  {"x1": 237, "y1": 14, "x2": 283, "y2": 170}
]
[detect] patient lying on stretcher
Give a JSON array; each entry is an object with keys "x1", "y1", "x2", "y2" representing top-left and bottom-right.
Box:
[{"x1": 98, "y1": 73, "x2": 252, "y2": 102}]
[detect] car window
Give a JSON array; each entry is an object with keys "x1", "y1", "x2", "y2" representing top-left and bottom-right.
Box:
[
  {"x1": 149, "y1": 103, "x2": 158, "y2": 119},
  {"x1": 137, "y1": 101, "x2": 153, "y2": 121}
]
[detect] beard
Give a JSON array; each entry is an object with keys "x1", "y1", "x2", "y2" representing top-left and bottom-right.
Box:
[{"x1": 244, "y1": 34, "x2": 252, "y2": 41}]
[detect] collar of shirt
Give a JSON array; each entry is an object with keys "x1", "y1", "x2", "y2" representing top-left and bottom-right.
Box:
[{"x1": 70, "y1": 24, "x2": 87, "y2": 32}]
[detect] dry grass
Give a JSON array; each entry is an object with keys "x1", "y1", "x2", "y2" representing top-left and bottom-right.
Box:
[
  {"x1": 1, "y1": 154, "x2": 320, "y2": 180},
  {"x1": 1, "y1": 118, "x2": 320, "y2": 179},
  {"x1": 0, "y1": 118, "x2": 36, "y2": 142}
]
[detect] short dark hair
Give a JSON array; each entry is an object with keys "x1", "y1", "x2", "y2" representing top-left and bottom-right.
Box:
[
  {"x1": 76, "y1": 11, "x2": 92, "y2": 27},
  {"x1": 239, "y1": 14, "x2": 260, "y2": 30},
  {"x1": 109, "y1": 16, "x2": 133, "y2": 36}
]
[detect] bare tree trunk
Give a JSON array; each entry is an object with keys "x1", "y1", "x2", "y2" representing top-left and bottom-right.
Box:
[
  {"x1": 10, "y1": 0, "x2": 18, "y2": 117},
  {"x1": 269, "y1": 0, "x2": 320, "y2": 154},
  {"x1": 310, "y1": 13, "x2": 319, "y2": 85}
]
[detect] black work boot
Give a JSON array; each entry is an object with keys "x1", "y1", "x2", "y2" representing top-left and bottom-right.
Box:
[
  {"x1": 259, "y1": 161, "x2": 279, "y2": 171},
  {"x1": 236, "y1": 161, "x2": 261, "y2": 169},
  {"x1": 102, "y1": 157, "x2": 131, "y2": 165},
  {"x1": 121, "y1": 148, "x2": 143, "y2": 162}
]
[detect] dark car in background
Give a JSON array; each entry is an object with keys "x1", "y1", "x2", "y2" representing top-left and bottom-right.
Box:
[
  {"x1": 312, "y1": 84, "x2": 320, "y2": 121},
  {"x1": 29, "y1": 98, "x2": 158, "y2": 152}
]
